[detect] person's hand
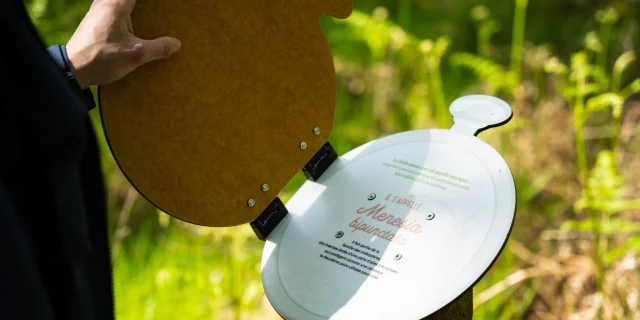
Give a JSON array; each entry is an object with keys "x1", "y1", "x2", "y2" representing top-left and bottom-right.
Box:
[{"x1": 66, "y1": 0, "x2": 181, "y2": 89}]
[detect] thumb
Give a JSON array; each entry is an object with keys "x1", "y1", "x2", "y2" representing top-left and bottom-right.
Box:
[{"x1": 132, "y1": 36, "x2": 181, "y2": 66}]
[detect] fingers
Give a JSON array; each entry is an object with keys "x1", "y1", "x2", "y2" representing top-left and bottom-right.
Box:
[{"x1": 130, "y1": 37, "x2": 181, "y2": 67}]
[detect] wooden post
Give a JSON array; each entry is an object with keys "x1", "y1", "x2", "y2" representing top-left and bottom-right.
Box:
[{"x1": 423, "y1": 288, "x2": 473, "y2": 320}]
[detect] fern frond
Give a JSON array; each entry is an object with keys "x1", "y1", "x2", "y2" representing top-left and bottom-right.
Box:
[{"x1": 450, "y1": 52, "x2": 514, "y2": 92}]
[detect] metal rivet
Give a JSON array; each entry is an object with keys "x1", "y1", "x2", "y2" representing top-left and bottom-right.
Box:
[
  {"x1": 261, "y1": 184, "x2": 269, "y2": 192},
  {"x1": 367, "y1": 193, "x2": 376, "y2": 200},
  {"x1": 300, "y1": 142, "x2": 307, "y2": 150},
  {"x1": 394, "y1": 253, "x2": 402, "y2": 261},
  {"x1": 426, "y1": 213, "x2": 435, "y2": 220},
  {"x1": 313, "y1": 127, "x2": 321, "y2": 135},
  {"x1": 335, "y1": 231, "x2": 344, "y2": 238},
  {"x1": 247, "y1": 199, "x2": 256, "y2": 207}
]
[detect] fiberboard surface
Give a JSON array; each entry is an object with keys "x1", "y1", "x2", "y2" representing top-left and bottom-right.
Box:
[{"x1": 99, "y1": 0, "x2": 353, "y2": 226}]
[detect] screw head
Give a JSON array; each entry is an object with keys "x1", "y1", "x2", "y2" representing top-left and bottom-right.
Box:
[
  {"x1": 300, "y1": 142, "x2": 307, "y2": 150},
  {"x1": 247, "y1": 199, "x2": 256, "y2": 207},
  {"x1": 261, "y1": 184, "x2": 269, "y2": 192},
  {"x1": 426, "y1": 213, "x2": 435, "y2": 220},
  {"x1": 367, "y1": 193, "x2": 376, "y2": 200},
  {"x1": 335, "y1": 231, "x2": 344, "y2": 238},
  {"x1": 313, "y1": 127, "x2": 321, "y2": 135},
  {"x1": 394, "y1": 253, "x2": 402, "y2": 261}
]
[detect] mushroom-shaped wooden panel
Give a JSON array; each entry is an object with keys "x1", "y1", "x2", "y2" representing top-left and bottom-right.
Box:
[{"x1": 99, "y1": 0, "x2": 353, "y2": 227}]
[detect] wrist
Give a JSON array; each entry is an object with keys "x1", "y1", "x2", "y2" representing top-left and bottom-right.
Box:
[{"x1": 62, "y1": 45, "x2": 90, "y2": 89}]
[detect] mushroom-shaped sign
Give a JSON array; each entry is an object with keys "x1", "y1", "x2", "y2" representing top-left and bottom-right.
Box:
[{"x1": 99, "y1": 0, "x2": 354, "y2": 226}]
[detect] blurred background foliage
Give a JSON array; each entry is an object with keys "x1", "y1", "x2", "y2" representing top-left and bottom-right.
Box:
[{"x1": 27, "y1": 0, "x2": 640, "y2": 319}]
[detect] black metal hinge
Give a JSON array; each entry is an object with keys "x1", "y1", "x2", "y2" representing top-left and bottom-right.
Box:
[
  {"x1": 302, "y1": 142, "x2": 338, "y2": 182},
  {"x1": 250, "y1": 142, "x2": 339, "y2": 241},
  {"x1": 250, "y1": 197, "x2": 288, "y2": 241}
]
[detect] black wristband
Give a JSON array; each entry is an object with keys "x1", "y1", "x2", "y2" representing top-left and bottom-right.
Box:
[{"x1": 46, "y1": 44, "x2": 96, "y2": 111}]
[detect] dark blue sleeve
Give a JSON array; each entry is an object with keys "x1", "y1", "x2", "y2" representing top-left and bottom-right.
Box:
[{"x1": 46, "y1": 44, "x2": 96, "y2": 111}]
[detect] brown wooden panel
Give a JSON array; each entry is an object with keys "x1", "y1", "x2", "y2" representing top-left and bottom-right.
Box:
[{"x1": 99, "y1": 0, "x2": 353, "y2": 227}]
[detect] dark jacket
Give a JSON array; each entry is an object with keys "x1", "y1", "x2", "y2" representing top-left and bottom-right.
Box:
[{"x1": 0, "y1": 1, "x2": 114, "y2": 319}]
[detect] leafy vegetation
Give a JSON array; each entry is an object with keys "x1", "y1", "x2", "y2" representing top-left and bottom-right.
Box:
[{"x1": 27, "y1": 0, "x2": 640, "y2": 319}]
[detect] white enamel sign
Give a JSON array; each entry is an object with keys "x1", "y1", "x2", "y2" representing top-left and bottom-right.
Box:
[{"x1": 261, "y1": 95, "x2": 516, "y2": 320}]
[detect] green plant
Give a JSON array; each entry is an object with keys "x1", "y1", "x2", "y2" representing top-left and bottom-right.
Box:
[
  {"x1": 470, "y1": 5, "x2": 500, "y2": 58},
  {"x1": 420, "y1": 37, "x2": 451, "y2": 127},
  {"x1": 548, "y1": 9, "x2": 640, "y2": 315},
  {"x1": 595, "y1": 8, "x2": 620, "y2": 74},
  {"x1": 449, "y1": 52, "x2": 515, "y2": 97},
  {"x1": 510, "y1": 0, "x2": 529, "y2": 87}
]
